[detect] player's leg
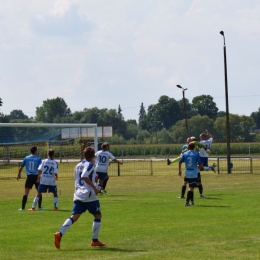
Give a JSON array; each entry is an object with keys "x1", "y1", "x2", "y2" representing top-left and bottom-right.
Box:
[
  {"x1": 185, "y1": 180, "x2": 196, "y2": 206},
  {"x1": 167, "y1": 156, "x2": 180, "y2": 165},
  {"x1": 178, "y1": 179, "x2": 187, "y2": 198},
  {"x1": 54, "y1": 201, "x2": 84, "y2": 249},
  {"x1": 19, "y1": 176, "x2": 33, "y2": 210},
  {"x1": 28, "y1": 191, "x2": 42, "y2": 211},
  {"x1": 35, "y1": 181, "x2": 43, "y2": 210},
  {"x1": 102, "y1": 174, "x2": 109, "y2": 193},
  {"x1": 51, "y1": 186, "x2": 59, "y2": 210}
]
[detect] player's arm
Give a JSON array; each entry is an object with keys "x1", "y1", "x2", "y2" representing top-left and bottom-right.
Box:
[
  {"x1": 37, "y1": 170, "x2": 42, "y2": 183},
  {"x1": 206, "y1": 129, "x2": 213, "y2": 138},
  {"x1": 178, "y1": 162, "x2": 182, "y2": 176},
  {"x1": 82, "y1": 177, "x2": 99, "y2": 195},
  {"x1": 193, "y1": 141, "x2": 206, "y2": 149},
  {"x1": 112, "y1": 158, "x2": 123, "y2": 165},
  {"x1": 54, "y1": 173, "x2": 58, "y2": 181},
  {"x1": 17, "y1": 165, "x2": 24, "y2": 180}
]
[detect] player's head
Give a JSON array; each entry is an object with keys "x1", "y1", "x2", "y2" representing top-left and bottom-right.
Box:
[
  {"x1": 200, "y1": 133, "x2": 207, "y2": 140},
  {"x1": 188, "y1": 142, "x2": 195, "y2": 150},
  {"x1": 190, "y1": 136, "x2": 197, "y2": 141},
  {"x1": 48, "y1": 149, "x2": 55, "y2": 158},
  {"x1": 84, "y1": 146, "x2": 95, "y2": 160},
  {"x1": 101, "y1": 142, "x2": 110, "y2": 151},
  {"x1": 30, "y1": 146, "x2": 37, "y2": 154},
  {"x1": 186, "y1": 137, "x2": 192, "y2": 143}
]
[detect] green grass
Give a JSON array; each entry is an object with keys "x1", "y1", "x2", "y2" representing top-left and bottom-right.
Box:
[{"x1": 1, "y1": 169, "x2": 260, "y2": 259}]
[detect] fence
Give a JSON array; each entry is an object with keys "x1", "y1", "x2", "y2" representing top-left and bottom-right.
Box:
[{"x1": 0, "y1": 157, "x2": 260, "y2": 180}]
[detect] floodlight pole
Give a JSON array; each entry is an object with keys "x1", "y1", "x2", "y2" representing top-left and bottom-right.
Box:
[
  {"x1": 220, "y1": 31, "x2": 231, "y2": 174},
  {"x1": 176, "y1": 85, "x2": 189, "y2": 138}
]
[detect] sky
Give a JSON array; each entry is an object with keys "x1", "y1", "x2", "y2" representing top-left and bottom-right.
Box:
[{"x1": 1, "y1": 0, "x2": 260, "y2": 122}]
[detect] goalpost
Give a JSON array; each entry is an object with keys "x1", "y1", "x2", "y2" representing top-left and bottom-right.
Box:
[{"x1": 0, "y1": 123, "x2": 98, "y2": 163}]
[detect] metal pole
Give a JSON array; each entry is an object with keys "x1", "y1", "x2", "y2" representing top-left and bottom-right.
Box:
[
  {"x1": 182, "y1": 90, "x2": 189, "y2": 138},
  {"x1": 221, "y1": 31, "x2": 231, "y2": 173}
]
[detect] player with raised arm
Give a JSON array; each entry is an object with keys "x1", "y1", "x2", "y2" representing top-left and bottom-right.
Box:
[
  {"x1": 199, "y1": 130, "x2": 217, "y2": 173},
  {"x1": 17, "y1": 146, "x2": 43, "y2": 211},
  {"x1": 179, "y1": 142, "x2": 203, "y2": 206},
  {"x1": 95, "y1": 142, "x2": 123, "y2": 194},
  {"x1": 54, "y1": 146, "x2": 105, "y2": 249},
  {"x1": 28, "y1": 149, "x2": 58, "y2": 211}
]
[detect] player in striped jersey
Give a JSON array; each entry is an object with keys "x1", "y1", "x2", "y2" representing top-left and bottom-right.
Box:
[{"x1": 54, "y1": 146, "x2": 105, "y2": 249}]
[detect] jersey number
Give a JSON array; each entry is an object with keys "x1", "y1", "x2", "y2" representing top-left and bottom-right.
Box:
[
  {"x1": 99, "y1": 155, "x2": 107, "y2": 163},
  {"x1": 43, "y1": 166, "x2": 54, "y2": 175}
]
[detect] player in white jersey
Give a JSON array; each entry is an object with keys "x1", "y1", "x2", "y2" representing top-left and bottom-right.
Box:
[
  {"x1": 199, "y1": 130, "x2": 216, "y2": 173},
  {"x1": 54, "y1": 146, "x2": 106, "y2": 249},
  {"x1": 95, "y1": 142, "x2": 123, "y2": 193},
  {"x1": 28, "y1": 149, "x2": 59, "y2": 211}
]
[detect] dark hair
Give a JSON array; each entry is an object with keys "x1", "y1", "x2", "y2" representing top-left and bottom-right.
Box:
[
  {"x1": 48, "y1": 149, "x2": 55, "y2": 158},
  {"x1": 188, "y1": 142, "x2": 195, "y2": 150},
  {"x1": 101, "y1": 142, "x2": 110, "y2": 150},
  {"x1": 83, "y1": 146, "x2": 95, "y2": 160},
  {"x1": 30, "y1": 146, "x2": 37, "y2": 154}
]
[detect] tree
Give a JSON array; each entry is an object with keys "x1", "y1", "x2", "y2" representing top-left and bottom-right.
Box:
[
  {"x1": 192, "y1": 95, "x2": 219, "y2": 120},
  {"x1": 35, "y1": 97, "x2": 72, "y2": 123},
  {"x1": 138, "y1": 102, "x2": 146, "y2": 121},
  {"x1": 9, "y1": 110, "x2": 29, "y2": 120},
  {"x1": 250, "y1": 108, "x2": 260, "y2": 129}
]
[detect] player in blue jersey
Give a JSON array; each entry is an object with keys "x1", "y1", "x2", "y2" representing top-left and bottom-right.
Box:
[
  {"x1": 17, "y1": 146, "x2": 43, "y2": 211},
  {"x1": 54, "y1": 146, "x2": 105, "y2": 249},
  {"x1": 95, "y1": 142, "x2": 123, "y2": 194},
  {"x1": 28, "y1": 149, "x2": 59, "y2": 211},
  {"x1": 179, "y1": 142, "x2": 203, "y2": 206}
]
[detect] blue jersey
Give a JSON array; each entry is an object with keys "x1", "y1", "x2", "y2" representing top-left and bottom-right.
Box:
[
  {"x1": 179, "y1": 150, "x2": 201, "y2": 178},
  {"x1": 21, "y1": 154, "x2": 42, "y2": 175}
]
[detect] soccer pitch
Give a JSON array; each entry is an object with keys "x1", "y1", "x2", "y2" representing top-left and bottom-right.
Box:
[{"x1": 1, "y1": 172, "x2": 260, "y2": 259}]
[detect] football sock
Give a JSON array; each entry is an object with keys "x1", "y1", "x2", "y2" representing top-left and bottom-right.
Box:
[
  {"x1": 38, "y1": 195, "x2": 42, "y2": 208},
  {"x1": 60, "y1": 217, "x2": 74, "y2": 235},
  {"x1": 198, "y1": 184, "x2": 203, "y2": 195},
  {"x1": 32, "y1": 196, "x2": 39, "y2": 208},
  {"x1": 54, "y1": 196, "x2": 58, "y2": 208},
  {"x1": 22, "y1": 195, "x2": 27, "y2": 209},
  {"x1": 187, "y1": 191, "x2": 192, "y2": 203},
  {"x1": 92, "y1": 219, "x2": 101, "y2": 241},
  {"x1": 181, "y1": 186, "x2": 186, "y2": 197},
  {"x1": 171, "y1": 157, "x2": 180, "y2": 163}
]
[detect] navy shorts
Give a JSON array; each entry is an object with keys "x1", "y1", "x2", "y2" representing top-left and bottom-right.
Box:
[
  {"x1": 25, "y1": 175, "x2": 39, "y2": 189},
  {"x1": 96, "y1": 172, "x2": 108, "y2": 181},
  {"x1": 72, "y1": 200, "x2": 101, "y2": 215},
  {"x1": 200, "y1": 157, "x2": 208, "y2": 167},
  {"x1": 38, "y1": 184, "x2": 57, "y2": 193},
  {"x1": 197, "y1": 172, "x2": 202, "y2": 182}
]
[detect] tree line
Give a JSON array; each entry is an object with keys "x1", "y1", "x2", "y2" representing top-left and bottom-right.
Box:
[{"x1": 0, "y1": 95, "x2": 260, "y2": 144}]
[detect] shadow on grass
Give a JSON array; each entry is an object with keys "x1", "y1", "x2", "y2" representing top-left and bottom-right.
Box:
[
  {"x1": 61, "y1": 247, "x2": 146, "y2": 253},
  {"x1": 197, "y1": 205, "x2": 231, "y2": 208}
]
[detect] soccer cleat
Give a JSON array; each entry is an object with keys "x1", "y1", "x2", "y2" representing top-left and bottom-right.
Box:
[
  {"x1": 184, "y1": 203, "x2": 191, "y2": 207},
  {"x1": 167, "y1": 159, "x2": 171, "y2": 165},
  {"x1": 102, "y1": 190, "x2": 108, "y2": 195},
  {"x1": 54, "y1": 232, "x2": 61, "y2": 249},
  {"x1": 28, "y1": 208, "x2": 35, "y2": 211},
  {"x1": 178, "y1": 196, "x2": 185, "y2": 199},
  {"x1": 200, "y1": 194, "x2": 206, "y2": 198},
  {"x1": 54, "y1": 207, "x2": 58, "y2": 211},
  {"x1": 91, "y1": 240, "x2": 106, "y2": 247},
  {"x1": 211, "y1": 165, "x2": 216, "y2": 173},
  {"x1": 18, "y1": 208, "x2": 24, "y2": 211},
  {"x1": 38, "y1": 207, "x2": 45, "y2": 210},
  {"x1": 191, "y1": 201, "x2": 194, "y2": 206}
]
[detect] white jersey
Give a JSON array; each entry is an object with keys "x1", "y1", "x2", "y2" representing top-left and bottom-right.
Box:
[
  {"x1": 199, "y1": 138, "x2": 213, "y2": 158},
  {"x1": 95, "y1": 150, "x2": 115, "y2": 173},
  {"x1": 38, "y1": 158, "x2": 58, "y2": 186},
  {"x1": 73, "y1": 160, "x2": 98, "y2": 202}
]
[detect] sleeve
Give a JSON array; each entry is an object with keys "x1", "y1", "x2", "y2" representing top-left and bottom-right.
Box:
[{"x1": 109, "y1": 152, "x2": 115, "y2": 161}]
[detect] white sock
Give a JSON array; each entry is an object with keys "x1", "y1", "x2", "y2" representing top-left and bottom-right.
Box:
[
  {"x1": 32, "y1": 196, "x2": 39, "y2": 208},
  {"x1": 60, "y1": 217, "x2": 74, "y2": 235},
  {"x1": 54, "y1": 196, "x2": 58, "y2": 208},
  {"x1": 92, "y1": 220, "x2": 101, "y2": 240}
]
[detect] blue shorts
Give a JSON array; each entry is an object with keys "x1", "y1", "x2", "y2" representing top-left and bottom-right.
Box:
[
  {"x1": 185, "y1": 178, "x2": 198, "y2": 188},
  {"x1": 200, "y1": 157, "x2": 208, "y2": 167},
  {"x1": 96, "y1": 172, "x2": 108, "y2": 181},
  {"x1": 38, "y1": 184, "x2": 57, "y2": 193},
  {"x1": 72, "y1": 200, "x2": 101, "y2": 215}
]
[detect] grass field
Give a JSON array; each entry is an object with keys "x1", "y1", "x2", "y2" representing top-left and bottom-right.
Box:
[{"x1": 1, "y1": 163, "x2": 260, "y2": 259}]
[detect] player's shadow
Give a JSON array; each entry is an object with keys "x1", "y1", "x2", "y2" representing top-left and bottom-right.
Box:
[
  {"x1": 196, "y1": 205, "x2": 230, "y2": 208},
  {"x1": 62, "y1": 247, "x2": 146, "y2": 253}
]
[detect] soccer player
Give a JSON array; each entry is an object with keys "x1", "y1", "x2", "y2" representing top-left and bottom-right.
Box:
[
  {"x1": 28, "y1": 149, "x2": 58, "y2": 211},
  {"x1": 179, "y1": 142, "x2": 203, "y2": 206},
  {"x1": 198, "y1": 130, "x2": 216, "y2": 173},
  {"x1": 54, "y1": 146, "x2": 105, "y2": 249},
  {"x1": 17, "y1": 146, "x2": 43, "y2": 211},
  {"x1": 95, "y1": 142, "x2": 123, "y2": 194}
]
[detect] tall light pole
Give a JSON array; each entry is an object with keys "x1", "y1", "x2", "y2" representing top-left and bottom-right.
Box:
[
  {"x1": 176, "y1": 85, "x2": 189, "y2": 138},
  {"x1": 220, "y1": 31, "x2": 231, "y2": 174}
]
